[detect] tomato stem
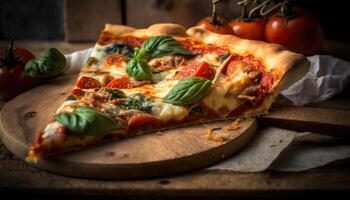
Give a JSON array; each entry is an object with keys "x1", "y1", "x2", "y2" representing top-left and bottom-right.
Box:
[
  {"x1": 1, "y1": 38, "x2": 16, "y2": 69},
  {"x1": 210, "y1": 0, "x2": 220, "y2": 25},
  {"x1": 238, "y1": 0, "x2": 251, "y2": 21},
  {"x1": 281, "y1": 1, "x2": 296, "y2": 27}
]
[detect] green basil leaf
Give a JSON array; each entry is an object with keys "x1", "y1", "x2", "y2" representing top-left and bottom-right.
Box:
[
  {"x1": 24, "y1": 48, "x2": 66, "y2": 78},
  {"x1": 104, "y1": 43, "x2": 134, "y2": 58},
  {"x1": 139, "y1": 35, "x2": 193, "y2": 59},
  {"x1": 218, "y1": 53, "x2": 230, "y2": 63},
  {"x1": 126, "y1": 58, "x2": 152, "y2": 80},
  {"x1": 55, "y1": 106, "x2": 121, "y2": 136},
  {"x1": 118, "y1": 93, "x2": 154, "y2": 113},
  {"x1": 65, "y1": 95, "x2": 76, "y2": 101},
  {"x1": 163, "y1": 77, "x2": 212, "y2": 106},
  {"x1": 100, "y1": 88, "x2": 126, "y2": 98}
]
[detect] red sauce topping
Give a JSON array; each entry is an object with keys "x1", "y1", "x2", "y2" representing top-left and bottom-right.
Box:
[
  {"x1": 179, "y1": 39, "x2": 229, "y2": 55},
  {"x1": 98, "y1": 33, "x2": 146, "y2": 47}
]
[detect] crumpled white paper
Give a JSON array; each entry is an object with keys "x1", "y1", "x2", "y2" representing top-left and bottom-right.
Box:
[
  {"x1": 277, "y1": 55, "x2": 350, "y2": 106},
  {"x1": 64, "y1": 49, "x2": 350, "y2": 172}
]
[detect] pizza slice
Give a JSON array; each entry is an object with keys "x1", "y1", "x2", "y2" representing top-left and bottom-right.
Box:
[{"x1": 26, "y1": 23, "x2": 309, "y2": 161}]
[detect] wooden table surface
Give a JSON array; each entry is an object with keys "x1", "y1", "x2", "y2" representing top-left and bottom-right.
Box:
[{"x1": 1, "y1": 41, "x2": 350, "y2": 199}]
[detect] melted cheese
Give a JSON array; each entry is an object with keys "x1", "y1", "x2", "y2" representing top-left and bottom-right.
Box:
[
  {"x1": 202, "y1": 66, "x2": 251, "y2": 117},
  {"x1": 199, "y1": 53, "x2": 221, "y2": 66},
  {"x1": 42, "y1": 121, "x2": 62, "y2": 139},
  {"x1": 152, "y1": 101, "x2": 189, "y2": 122}
]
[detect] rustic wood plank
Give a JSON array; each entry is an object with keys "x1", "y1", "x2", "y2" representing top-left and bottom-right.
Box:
[
  {"x1": 1, "y1": 150, "x2": 350, "y2": 197},
  {"x1": 261, "y1": 105, "x2": 350, "y2": 138},
  {"x1": 64, "y1": 0, "x2": 122, "y2": 42}
]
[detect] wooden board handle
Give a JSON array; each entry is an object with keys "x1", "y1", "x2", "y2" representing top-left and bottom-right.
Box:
[{"x1": 259, "y1": 105, "x2": 350, "y2": 138}]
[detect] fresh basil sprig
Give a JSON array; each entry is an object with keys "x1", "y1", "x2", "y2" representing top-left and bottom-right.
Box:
[
  {"x1": 163, "y1": 77, "x2": 212, "y2": 106},
  {"x1": 55, "y1": 106, "x2": 121, "y2": 136},
  {"x1": 126, "y1": 58, "x2": 152, "y2": 80},
  {"x1": 24, "y1": 48, "x2": 66, "y2": 78},
  {"x1": 138, "y1": 35, "x2": 193, "y2": 59},
  {"x1": 100, "y1": 88, "x2": 126, "y2": 99},
  {"x1": 126, "y1": 35, "x2": 193, "y2": 80}
]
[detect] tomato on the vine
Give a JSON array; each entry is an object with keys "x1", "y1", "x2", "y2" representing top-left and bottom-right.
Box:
[
  {"x1": 0, "y1": 40, "x2": 41, "y2": 100},
  {"x1": 197, "y1": 16, "x2": 233, "y2": 35},
  {"x1": 229, "y1": 17, "x2": 265, "y2": 41},
  {"x1": 265, "y1": 7, "x2": 324, "y2": 55},
  {"x1": 197, "y1": 0, "x2": 233, "y2": 35}
]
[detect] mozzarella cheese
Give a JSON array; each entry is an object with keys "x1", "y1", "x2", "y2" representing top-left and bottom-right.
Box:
[
  {"x1": 202, "y1": 64, "x2": 251, "y2": 117},
  {"x1": 152, "y1": 101, "x2": 189, "y2": 122},
  {"x1": 199, "y1": 53, "x2": 221, "y2": 66}
]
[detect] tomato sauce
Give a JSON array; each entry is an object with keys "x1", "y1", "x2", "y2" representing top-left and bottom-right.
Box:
[{"x1": 98, "y1": 33, "x2": 146, "y2": 47}]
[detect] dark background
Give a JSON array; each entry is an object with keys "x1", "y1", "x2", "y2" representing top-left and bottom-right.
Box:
[{"x1": 0, "y1": 0, "x2": 349, "y2": 43}]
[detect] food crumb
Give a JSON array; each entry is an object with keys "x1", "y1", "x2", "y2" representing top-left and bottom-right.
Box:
[
  {"x1": 204, "y1": 127, "x2": 226, "y2": 143},
  {"x1": 224, "y1": 118, "x2": 241, "y2": 131}
]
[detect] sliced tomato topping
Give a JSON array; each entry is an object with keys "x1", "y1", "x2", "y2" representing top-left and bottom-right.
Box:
[
  {"x1": 105, "y1": 53, "x2": 125, "y2": 66},
  {"x1": 76, "y1": 76, "x2": 101, "y2": 89},
  {"x1": 176, "y1": 61, "x2": 216, "y2": 80},
  {"x1": 106, "y1": 77, "x2": 134, "y2": 89},
  {"x1": 70, "y1": 88, "x2": 85, "y2": 96},
  {"x1": 259, "y1": 72, "x2": 273, "y2": 94},
  {"x1": 128, "y1": 113, "x2": 160, "y2": 131}
]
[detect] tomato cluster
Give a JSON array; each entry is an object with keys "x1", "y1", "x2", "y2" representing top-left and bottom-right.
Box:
[{"x1": 197, "y1": 1, "x2": 324, "y2": 56}]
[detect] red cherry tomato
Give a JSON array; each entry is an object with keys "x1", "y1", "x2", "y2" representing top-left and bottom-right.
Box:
[
  {"x1": 104, "y1": 53, "x2": 125, "y2": 66},
  {"x1": 70, "y1": 88, "x2": 85, "y2": 96},
  {"x1": 176, "y1": 62, "x2": 216, "y2": 80},
  {"x1": 197, "y1": 16, "x2": 233, "y2": 35},
  {"x1": 106, "y1": 77, "x2": 134, "y2": 89},
  {"x1": 229, "y1": 18, "x2": 265, "y2": 41},
  {"x1": 76, "y1": 76, "x2": 101, "y2": 89},
  {"x1": 128, "y1": 113, "x2": 160, "y2": 131},
  {"x1": 265, "y1": 8, "x2": 324, "y2": 55},
  {"x1": 0, "y1": 40, "x2": 41, "y2": 100}
]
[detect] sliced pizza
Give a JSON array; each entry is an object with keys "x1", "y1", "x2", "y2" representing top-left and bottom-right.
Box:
[{"x1": 27, "y1": 23, "x2": 309, "y2": 161}]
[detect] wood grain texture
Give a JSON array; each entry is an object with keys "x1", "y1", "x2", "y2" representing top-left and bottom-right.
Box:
[
  {"x1": 64, "y1": 0, "x2": 122, "y2": 41},
  {"x1": 260, "y1": 104, "x2": 350, "y2": 138},
  {"x1": 125, "y1": 0, "x2": 240, "y2": 28},
  {"x1": 0, "y1": 75, "x2": 257, "y2": 179}
]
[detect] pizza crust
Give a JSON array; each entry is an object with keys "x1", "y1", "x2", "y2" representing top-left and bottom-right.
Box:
[{"x1": 101, "y1": 23, "x2": 310, "y2": 115}]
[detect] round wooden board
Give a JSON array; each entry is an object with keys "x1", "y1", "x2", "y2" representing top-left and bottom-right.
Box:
[{"x1": 0, "y1": 75, "x2": 257, "y2": 179}]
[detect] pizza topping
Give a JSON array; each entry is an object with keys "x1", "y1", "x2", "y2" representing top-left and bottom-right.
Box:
[
  {"x1": 126, "y1": 35, "x2": 193, "y2": 81},
  {"x1": 151, "y1": 102, "x2": 189, "y2": 122},
  {"x1": 176, "y1": 61, "x2": 216, "y2": 80},
  {"x1": 180, "y1": 39, "x2": 229, "y2": 55},
  {"x1": 105, "y1": 53, "x2": 126, "y2": 67},
  {"x1": 126, "y1": 59, "x2": 153, "y2": 80},
  {"x1": 99, "y1": 88, "x2": 126, "y2": 99},
  {"x1": 70, "y1": 88, "x2": 85, "y2": 96},
  {"x1": 106, "y1": 77, "x2": 134, "y2": 89},
  {"x1": 76, "y1": 76, "x2": 102, "y2": 89},
  {"x1": 103, "y1": 42, "x2": 134, "y2": 58},
  {"x1": 127, "y1": 113, "x2": 160, "y2": 131},
  {"x1": 163, "y1": 77, "x2": 212, "y2": 106},
  {"x1": 118, "y1": 93, "x2": 154, "y2": 114},
  {"x1": 55, "y1": 106, "x2": 121, "y2": 136},
  {"x1": 136, "y1": 35, "x2": 193, "y2": 59},
  {"x1": 148, "y1": 55, "x2": 185, "y2": 72},
  {"x1": 98, "y1": 34, "x2": 145, "y2": 47}
]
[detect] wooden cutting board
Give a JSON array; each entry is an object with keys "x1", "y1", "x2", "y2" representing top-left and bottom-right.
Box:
[{"x1": 0, "y1": 75, "x2": 257, "y2": 179}]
